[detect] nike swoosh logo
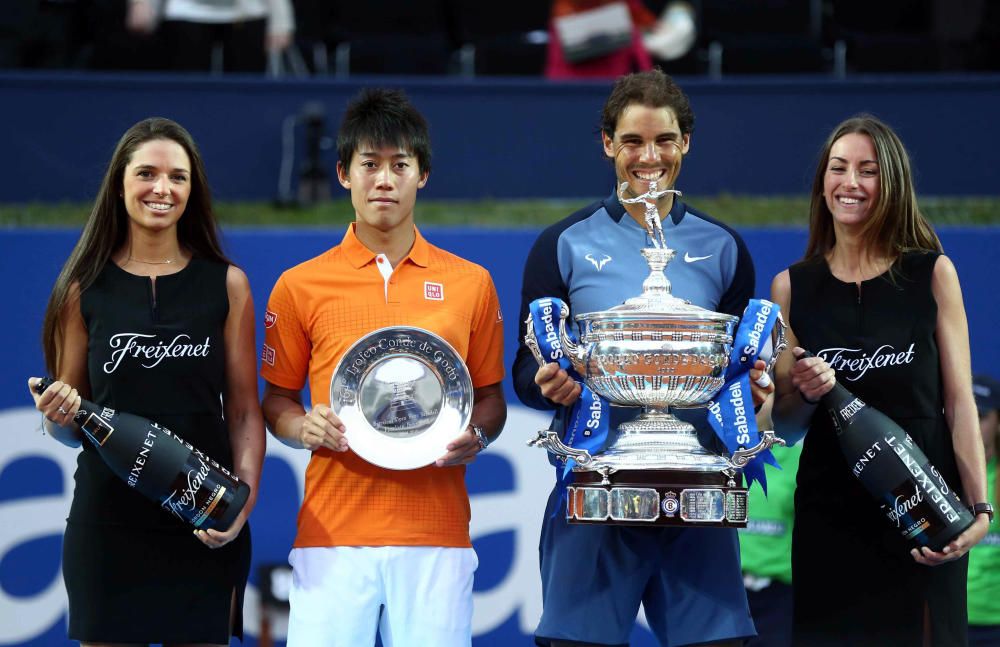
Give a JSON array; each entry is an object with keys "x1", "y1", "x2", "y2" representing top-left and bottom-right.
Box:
[{"x1": 684, "y1": 253, "x2": 713, "y2": 263}]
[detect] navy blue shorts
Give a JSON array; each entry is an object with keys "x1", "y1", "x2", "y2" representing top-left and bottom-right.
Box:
[{"x1": 535, "y1": 485, "x2": 755, "y2": 646}]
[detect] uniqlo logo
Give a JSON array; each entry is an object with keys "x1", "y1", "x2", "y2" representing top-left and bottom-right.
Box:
[
  {"x1": 264, "y1": 310, "x2": 277, "y2": 329},
  {"x1": 261, "y1": 344, "x2": 276, "y2": 366},
  {"x1": 424, "y1": 282, "x2": 444, "y2": 301}
]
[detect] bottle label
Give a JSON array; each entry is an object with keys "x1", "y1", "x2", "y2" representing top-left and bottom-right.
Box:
[
  {"x1": 160, "y1": 453, "x2": 229, "y2": 528},
  {"x1": 156, "y1": 423, "x2": 239, "y2": 482},
  {"x1": 829, "y1": 396, "x2": 866, "y2": 435},
  {"x1": 883, "y1": 479, "x2": 937, "y2": 540},
  {"x1": 874, "y1": 434, "x2": 965, "y2": 546},
  {"x1": 838, "y1": 397, "x2": 865, "y2": 423},
  {"x1": 850, "y1": 437, "x2": 884, "y2": 478},
  {"x1": 81, "y1": 412, "x2": 115, "y2": 447},
  {"x1": 126, "y1": 427, "x2": 159, "y2": 488},
  {"x1": 884, "y1": 434, "x2": 963, "y2": 525}
]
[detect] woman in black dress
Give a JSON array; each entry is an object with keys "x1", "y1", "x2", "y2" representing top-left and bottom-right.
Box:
[
  {"x1": 27, "y1": 117, "x2": 264, "y2": 645},
  {"x1": 769, "y1": 115, "x2": 989, "y2": 646}
]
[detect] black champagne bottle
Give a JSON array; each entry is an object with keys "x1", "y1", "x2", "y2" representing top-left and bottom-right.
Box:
[
  {"x1": 35, "y1": 378, "x2": 250, "y2": 530},
  {"x1": 800, "y1": 351, "x2": 974, "y2": 551}
]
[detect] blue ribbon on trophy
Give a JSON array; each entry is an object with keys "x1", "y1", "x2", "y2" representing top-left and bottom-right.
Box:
[
  {"x1": 528, "y1": 297, "x2": 610, "y2": 486},
  {"x1": 706, "y1": 298, "x2": 782, "y2": 493}
]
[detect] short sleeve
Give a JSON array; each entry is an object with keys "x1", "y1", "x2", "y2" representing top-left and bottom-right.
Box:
[
  {"x1": 464, "y1": 269, "x2": 505, "y2": 388},
  {"x1": 260, "y1": 272, "x2": 311, "y2": 390}
]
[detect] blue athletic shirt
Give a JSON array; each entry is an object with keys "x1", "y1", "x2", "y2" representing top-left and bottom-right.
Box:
[{"x1": 512, "y1": 190, "x2": 756, "y2": 448}]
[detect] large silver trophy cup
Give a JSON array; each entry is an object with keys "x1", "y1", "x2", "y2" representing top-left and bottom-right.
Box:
[{"x1": 526, "y1": 182, "x2": 785, "y2": 527}]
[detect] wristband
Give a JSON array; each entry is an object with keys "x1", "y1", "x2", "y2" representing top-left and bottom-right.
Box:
[{"x1": 970, "y1": 502, "x2": 994, "y2": 523}]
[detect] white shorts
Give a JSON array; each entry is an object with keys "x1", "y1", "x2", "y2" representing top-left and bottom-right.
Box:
[{"x1": 286, "y1": 545, "x2": 478, "y2": 647}]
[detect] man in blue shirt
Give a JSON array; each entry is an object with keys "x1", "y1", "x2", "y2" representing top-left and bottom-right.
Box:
[{"x1": 513, "y1": 68, "x2": 769, "y2": 647}]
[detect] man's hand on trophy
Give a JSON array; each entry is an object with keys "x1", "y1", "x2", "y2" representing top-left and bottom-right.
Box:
[
  {"x1": 535, "y1": 363, "x2": 582, "y2": 406},
  {"x1": 436, "y1": 428, "x2": 482, "y2": 467},
  {"x1": 748, "y1": 359, "x2": 775, "y2": 409},
  {"x1": 300, "y1": 405, "x2": 348, "y2": 452}
]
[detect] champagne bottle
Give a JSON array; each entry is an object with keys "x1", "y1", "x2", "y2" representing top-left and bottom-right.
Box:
[
  {"x1": 799, "y1": 351, "x2": 974, "y2": 552},
  {"x1": 34, "y1": 378, "x2": 250, "y2": 531}
]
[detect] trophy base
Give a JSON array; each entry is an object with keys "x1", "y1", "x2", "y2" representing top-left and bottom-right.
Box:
[
  {"x1": 597, "y1": 429, "x2": 734, "y2": 472},
  {"x1": 566, "y1": 469, "x2": 748, "y2": 528}
]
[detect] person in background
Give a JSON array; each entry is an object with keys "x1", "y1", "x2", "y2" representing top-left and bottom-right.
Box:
[
  {"x1": 969, "y1": 374, "x2": 1000, "y2": 646},
  {"x1": 739, "y1": 431, "x2": 801, "y2": 647},
  {"x1": 28, "y1": 116, "x2": 263, "y2": 644},
  {"x1": 770, "y1": 114, "x2": 988, "y2": 646},
  {"x1": 546, "y1": 0, "x2": 654, "y2": 79},
  {"x1": 126, "y1": 0, "x2": 294, "y2": 73},
  {"x1": 86, "y1": 0, "x2": 165, "y2": 71},
  {"x1": 642, "y1": 1, "x2": 697, "y2": 64},
  {"x1": 261, "y1": 88, "x2": 506, "y2": 647}
]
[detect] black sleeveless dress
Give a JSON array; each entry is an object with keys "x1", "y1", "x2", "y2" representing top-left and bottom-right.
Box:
[
  {"x1": 788, "y1": 251, "x2": 968, "y2": 647},
  {"x1": 63, "y1": 258, "x2": 251, "y2": 643}
]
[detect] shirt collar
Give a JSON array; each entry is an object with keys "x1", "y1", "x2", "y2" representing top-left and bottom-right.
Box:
[
  {"x1": 340, "y1": 223, "x2": 430, "y2": 269},
  {"x1": 605, "y1": 187, "x2": 687, "y2": 227}
]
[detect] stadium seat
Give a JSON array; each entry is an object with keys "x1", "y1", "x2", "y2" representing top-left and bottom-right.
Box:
[
  {"x1": 699, "y1": 0, "x2": 831, "y2": 75},
  {"x1": 328, "y1": 0, "x2": 455, "y2": 76},
  {"x1": 449, "y1": 0, "x2": 549, "y2": 76}
]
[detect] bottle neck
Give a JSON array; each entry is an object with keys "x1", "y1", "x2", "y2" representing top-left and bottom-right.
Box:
[
  {"x1": 819, "y1": 381, "x2": 868, "y2": 436},
  {"x1": 820, "y1": 381, "x2": 856, "y2": 409}
]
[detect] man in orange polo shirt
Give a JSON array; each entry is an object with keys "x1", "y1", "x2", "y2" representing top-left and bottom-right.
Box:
[{"x1": 260, "y1": 88, "x2": 507, "y2": 647}]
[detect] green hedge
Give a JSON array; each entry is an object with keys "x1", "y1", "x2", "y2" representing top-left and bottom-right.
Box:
[{"x1": 3, "y1": 195, "x2": 998, "y2": 228}]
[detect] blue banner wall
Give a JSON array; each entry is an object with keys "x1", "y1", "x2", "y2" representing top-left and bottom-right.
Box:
[
  {"x1": 1, "y1": 73, "x2": 999, "y2": 202},
  {"x1": 1, "y1": 225, "x2": 998, "y2": 646}
]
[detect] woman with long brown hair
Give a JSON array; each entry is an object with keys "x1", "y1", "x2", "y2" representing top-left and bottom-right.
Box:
[
  {"x1": 27, "y1": 117, "x2": 264, "y2": 645},
  {"x1": 769, "y1": 114, "x2": 988, "y2": 646}
]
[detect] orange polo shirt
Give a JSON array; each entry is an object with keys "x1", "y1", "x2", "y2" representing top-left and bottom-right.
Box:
[{"x1": 261, "y1": 224, "x2": 505, "y2": 548}]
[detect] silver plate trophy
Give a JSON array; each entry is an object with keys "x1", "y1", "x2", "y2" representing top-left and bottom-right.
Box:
[
  {"x1": 526, "y1": 181, "x2": 786, "y2": 527},
  {"x1": 330, "y1": 326, "x2": 473, "y2": 470}
]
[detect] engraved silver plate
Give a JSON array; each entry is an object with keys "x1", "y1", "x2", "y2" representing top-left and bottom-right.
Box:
[
  {"x1": 726, "y1": 490, "x2": 749, "y2": 523},
  {"x1": 679, "y1": 488, "x2": 726, "y2": 522},
  {"x1": 568, "y1": 487, "x2": 610, "y2": 521},
  {"x1": 330, "y1": 326, "x2": 473, "y2": 470},
  {"x1": 609, "y1": 487, "x2": 660, "y2": 522}
]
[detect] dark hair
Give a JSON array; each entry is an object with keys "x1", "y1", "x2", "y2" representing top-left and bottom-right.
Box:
[
  {"x1": 600, "y1": 68, "x2": 695, "y2": 140},
  {"x1": 337, "y1": 88, "x2": 432, "y2": 174},
  {"x1": 803, "y1": 114, "x2": 941, "y2": 261},
  {"x1": 41, "y1": 117, "x2": 231, "y2": 375}
]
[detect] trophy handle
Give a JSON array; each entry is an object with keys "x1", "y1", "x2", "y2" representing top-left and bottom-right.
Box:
[
  {"x1": 728, "y1": 429, "x2": 786, "y2": 469},
  {"x1": 763, "y1": 312, "x2": 788, "y2": 374},
  {"x1": 523, "y1": 313, "x2": 547, "y2": 367},
  {"x1": 556, "y1": 302, "x2": 583, "y2": 373},
  {"x1": 528, "y1": 430, "x2": 594, "y2": 467}
]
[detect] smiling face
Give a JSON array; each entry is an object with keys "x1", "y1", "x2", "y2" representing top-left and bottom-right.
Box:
[
  {"x1": 603, "y1": 103, "x2": 690, "y2": 202},
  {"x1": 121, "y1": 138, "x2": 191, "y2": 235},
  {"x1": 337, "y1": 143, "x2": 428, "y2": 237},
  {"x1": 823, "y1": 132, "x2": 881, "y2": 230}
]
